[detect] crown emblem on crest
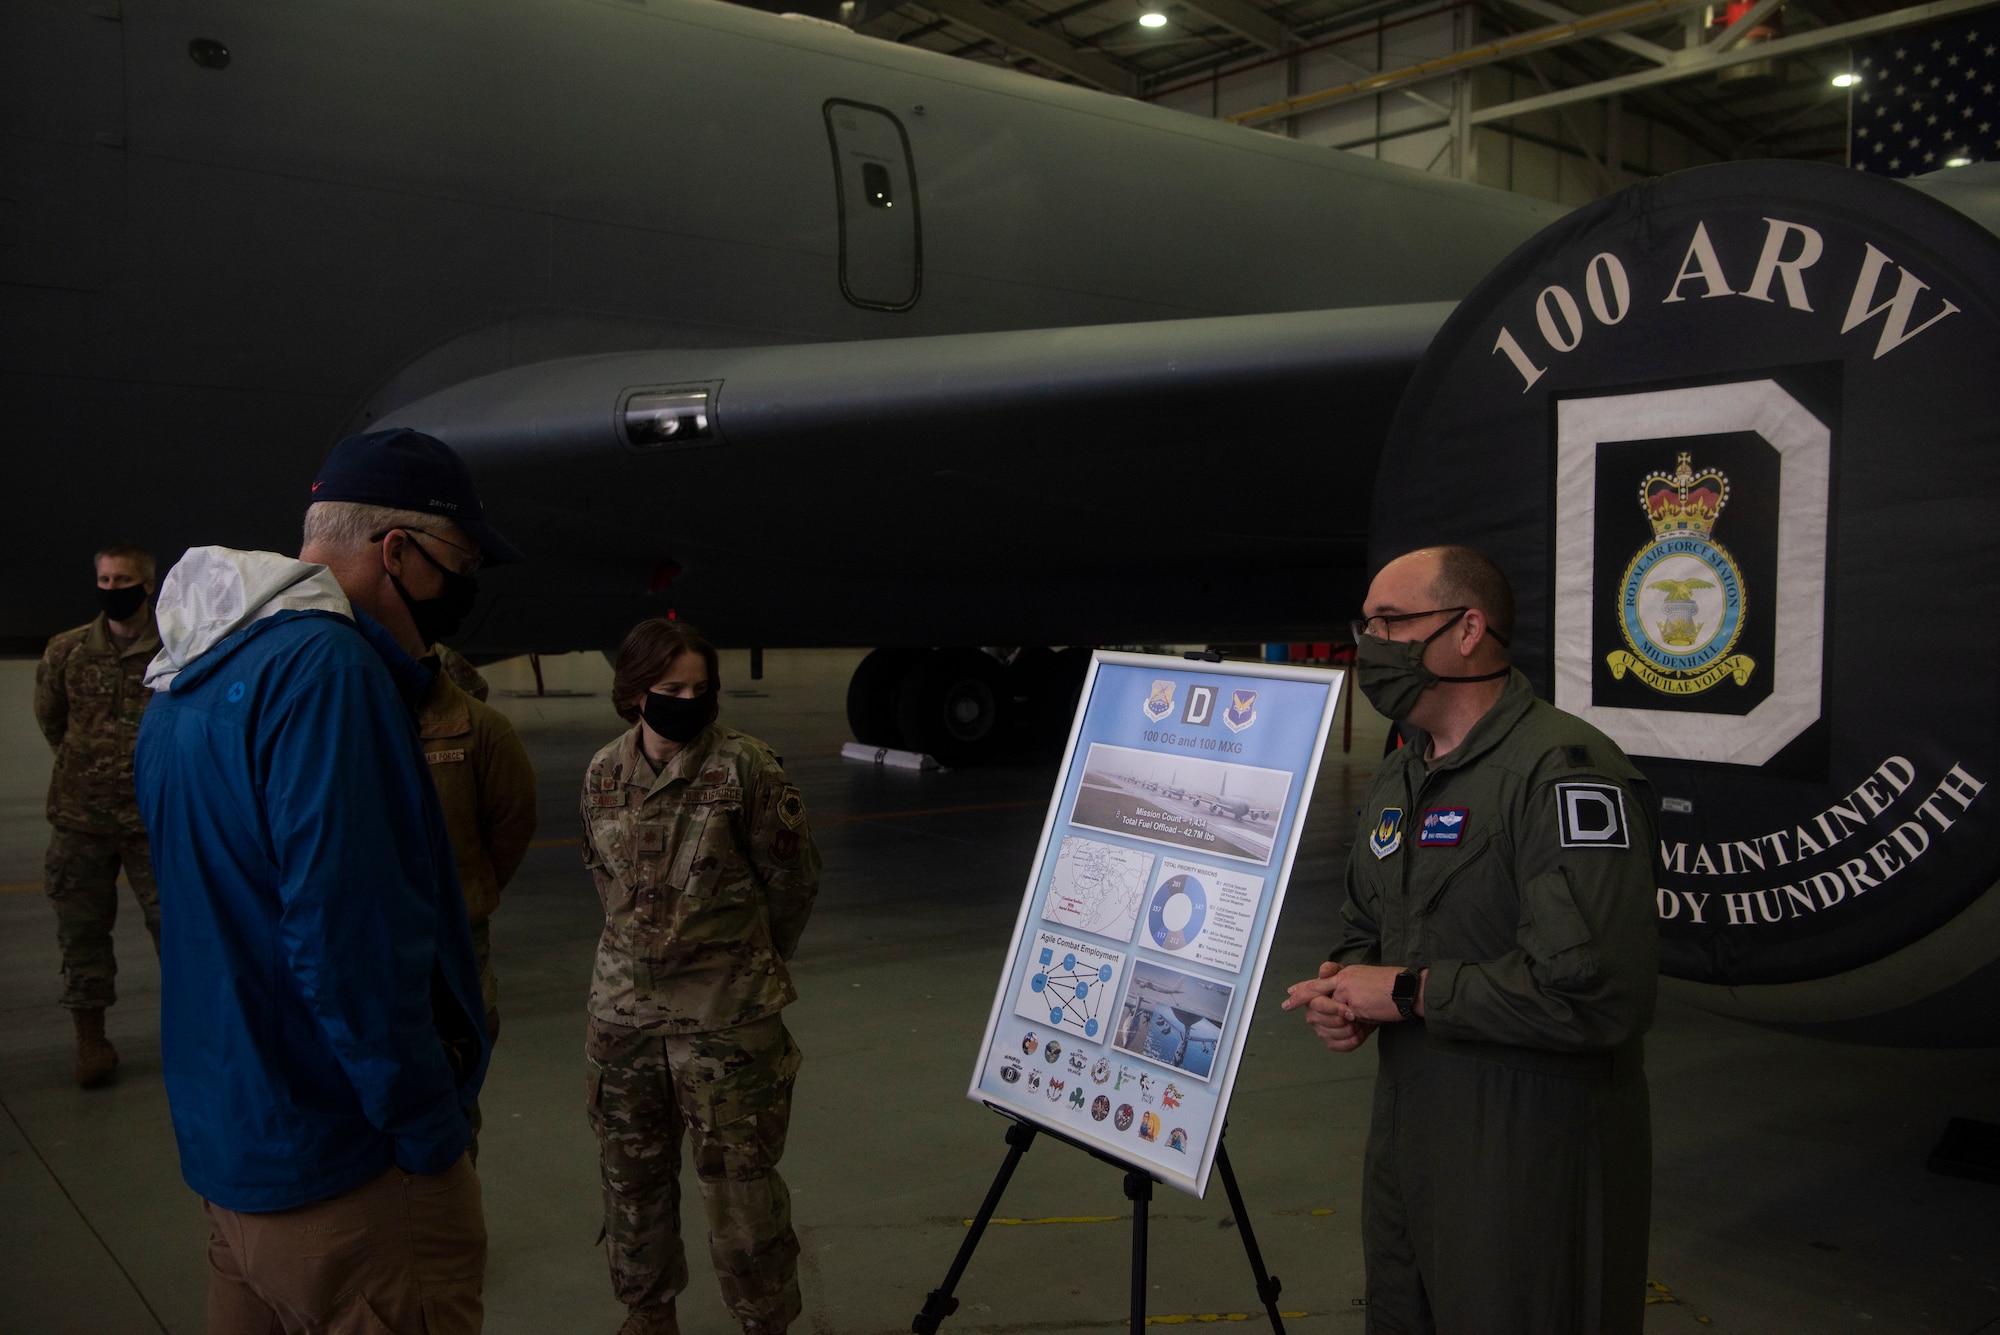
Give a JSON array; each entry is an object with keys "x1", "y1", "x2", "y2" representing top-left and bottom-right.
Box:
[{"x1": 1639, "y1": 452, "x2": 1729, "y2": 537}]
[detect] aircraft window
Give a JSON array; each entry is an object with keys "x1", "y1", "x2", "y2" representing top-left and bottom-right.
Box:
[
  {"x1": 863, "y1": 162, "x2": 893, "y2": 209},
  {"x1": 823, "y1": 100, "x2": 921, "y2": 311}
]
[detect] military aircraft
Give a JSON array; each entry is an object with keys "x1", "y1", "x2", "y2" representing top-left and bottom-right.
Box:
[
  {"x1": 9, "y1": 1, "x2": 2000, "y2": 1046},
  {"x1": 3, "y1": 0, "x2": 1563, "y2": 766}
]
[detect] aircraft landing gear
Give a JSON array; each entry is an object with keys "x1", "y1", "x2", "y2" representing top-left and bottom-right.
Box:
[{"x1": 845, "y1": 645, "x2": 1091, "y2": 766}]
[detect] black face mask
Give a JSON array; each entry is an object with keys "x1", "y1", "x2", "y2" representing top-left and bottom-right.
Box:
[
  {"x1": 642, "y1": 689, "x2": 718, "y2": 744},
  {"x1": 96, "y1": 583, "x2": 148, "y2": 622},
  {"x1": 390, "y1": 534, "x2": 480, "y2": 646}
]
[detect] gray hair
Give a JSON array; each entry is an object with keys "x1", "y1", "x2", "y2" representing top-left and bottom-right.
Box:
[{"x1": 302, "y1": 501, "x2": 450, "y2": 555}]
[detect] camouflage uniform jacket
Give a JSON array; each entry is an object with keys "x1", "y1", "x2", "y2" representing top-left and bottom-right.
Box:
[
  {"x1": 581, "y1": 722, "x2": 819, "y2": 1033},
  {"x1": 35, "y1": 611, "x2": 159, "y2": 834},
  {"x1": 420, "y1": 668, "x2": 537, "y2": 924}
]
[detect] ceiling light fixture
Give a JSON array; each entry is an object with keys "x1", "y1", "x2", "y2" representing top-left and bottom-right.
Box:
[
  {"x1": 1138, "y1": 9, "x2": 1168, "y2": 27},
  {"x1": 1831, "y1": 72, "x2": 1858, "y2": 87}
]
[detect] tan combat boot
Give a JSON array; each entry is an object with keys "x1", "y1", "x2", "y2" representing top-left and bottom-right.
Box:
[
  {"x1": 72, "y1": 1008, "x2": 119, "y2": 1088},
  {"x1": 616, "y1": 1301, "x2": 679, "y2": 1335}
]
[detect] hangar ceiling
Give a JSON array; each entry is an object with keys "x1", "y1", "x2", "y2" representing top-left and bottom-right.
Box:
[{"x1": 741, "y1": 0, "x2": 1997, "y2": 200}]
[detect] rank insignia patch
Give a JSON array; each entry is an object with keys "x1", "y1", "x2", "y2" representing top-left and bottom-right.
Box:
[
  {"x1": 1370, "y1": 807, "x2": 1405, "y2": 859},
  {"x1": 1555, "y1": 782, "x2": 1629, "y2": 848},
  {"x1": 1418, "y1": 808, "x2": 1467, "y2": 847},
  {"x1": 637, "y1": 824, "x2": 666, "y2": 853},
  {"x1": 1223, "y1": 688, "x2": 1258, "y2": 733},
  {"x1": 1144, "y1": 679, "x2": 1176, "y2": 722}
]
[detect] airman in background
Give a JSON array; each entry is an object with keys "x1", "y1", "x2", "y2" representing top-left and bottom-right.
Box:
[
  {"x1": 34, "y1": 542, "x2": 163, "y2": 1088},
  {"x1": 582, "y1": 619, "x2": 820, "y2": 1335},
  {"x1": 421, "y1": 641, "x2": 539, "y2": 1158}
]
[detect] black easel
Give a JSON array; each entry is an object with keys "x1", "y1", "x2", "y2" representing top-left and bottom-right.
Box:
[{"x1": 913, "y1": 1112, "x2": 1286, "y2": 1335}]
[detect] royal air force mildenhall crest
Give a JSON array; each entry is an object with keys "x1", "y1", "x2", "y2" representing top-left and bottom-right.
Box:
[{"x1": 1609, "y1": 452, "x2": 1756, "y2": 696}]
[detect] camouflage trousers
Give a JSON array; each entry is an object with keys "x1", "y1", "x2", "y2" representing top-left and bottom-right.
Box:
[
  {"x1": 586, "y1": 1011, "x2": 804, "y2": 1329},
  {"x1": 43, "y1": 825, "x2": 160, "y2": 1010}
]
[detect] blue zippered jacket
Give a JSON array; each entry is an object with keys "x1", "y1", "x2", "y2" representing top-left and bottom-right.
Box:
[{"x1": 135, "y1": 548, "x2": 490, "y2": 1212}]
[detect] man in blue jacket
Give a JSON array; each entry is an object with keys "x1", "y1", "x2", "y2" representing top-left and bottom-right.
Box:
[{"x1": 136, "y1": 429, "x2": 523, "y2": 1335}]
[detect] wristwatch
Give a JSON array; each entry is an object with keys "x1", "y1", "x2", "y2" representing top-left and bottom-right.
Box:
[{"x1": 1391, "y1": 968, "x2": 1421, "y2": 1021}]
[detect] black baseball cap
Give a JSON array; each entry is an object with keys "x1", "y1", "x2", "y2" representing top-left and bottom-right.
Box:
[{"x1": 309, "y1": 428, "x2": 525, "y2": 566}]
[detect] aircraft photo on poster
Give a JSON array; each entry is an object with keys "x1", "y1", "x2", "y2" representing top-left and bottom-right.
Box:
[
  {"x1": 967, "y1": 652, "x2": 1342, "y2": 1198},
  {"x1": 1070, "y1": 743, "x2": 1294, "y2": 866},
  {"x1": 1112, "y1": 960, "x2": 1234, "y2": 1082}
]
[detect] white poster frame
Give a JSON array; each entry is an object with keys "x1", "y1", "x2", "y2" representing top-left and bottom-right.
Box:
[{"x1": 965, "y1": 651, "x2": 1343, "y2": 1197}]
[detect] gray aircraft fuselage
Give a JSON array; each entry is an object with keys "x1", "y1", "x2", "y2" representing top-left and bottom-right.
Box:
[{"x1": 3, "y1": 0, "x2": 1563, "y2": 652}]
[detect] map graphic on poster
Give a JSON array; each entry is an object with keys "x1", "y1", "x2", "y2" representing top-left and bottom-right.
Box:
[
  {"x1": 1014, "y1": 931, "x2": 1126, "y2": 1041},
  {"x1": 1041, "y1": 836, "x2": 1156, "y2": 942},
  {"x1": 970, "y1": 652, "x2": 1342, "y2": 1198},
  {"x1": 1145, "y1": 858, "x2": 1262, "y2": 973}
]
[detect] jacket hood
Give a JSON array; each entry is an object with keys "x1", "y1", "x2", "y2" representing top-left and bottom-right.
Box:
[{"x1": 146, "y1": 546, "x2": 351, "y2": 690}]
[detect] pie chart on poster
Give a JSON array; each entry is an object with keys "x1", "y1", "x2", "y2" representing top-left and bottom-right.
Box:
[{"x1": 1148, "y1": 875, "x2": 1206, "y2": 952}]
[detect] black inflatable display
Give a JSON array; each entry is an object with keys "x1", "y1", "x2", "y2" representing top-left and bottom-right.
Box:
[{"x1": 1371, "y1": 162, "x2": 2000, "y2": 991}]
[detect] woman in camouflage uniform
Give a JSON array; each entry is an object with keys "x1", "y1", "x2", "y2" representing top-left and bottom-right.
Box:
[{"x1": 581, "y1": 620, "x2": 820, "y2": 1335}]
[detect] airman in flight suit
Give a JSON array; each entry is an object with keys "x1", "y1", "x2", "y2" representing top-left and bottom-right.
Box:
[{"x1": 1288, "y1": 545, "x2": 1658, "y2": 1335}]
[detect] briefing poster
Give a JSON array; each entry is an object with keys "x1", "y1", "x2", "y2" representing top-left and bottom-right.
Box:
[{"x1": 968, "y1": 651, "x2": 1343, "y2": 1197}]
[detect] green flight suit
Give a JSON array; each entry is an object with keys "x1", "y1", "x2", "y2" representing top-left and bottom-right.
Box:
[{"x1": 1332, "y1": 671, "x2": 1659, "y2": 1335}]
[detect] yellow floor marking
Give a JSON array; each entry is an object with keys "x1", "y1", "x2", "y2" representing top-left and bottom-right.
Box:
[
  {"x1": 1308, "y1": 1208, "x2": 1335, "y2": 1216},
  {"x1": 1, "y1": 881, "x2": 41, "y2": 894},
  {"x1": 1132, "y1": 1315, "x2": 1310, "y2": 1325},
  {"x1": 1645, "y1": 1280, "x2": 1712, "y2": 1323},
  {"x1": 964, "y1": 1214, "x2": 1122, "y2": 1227}
]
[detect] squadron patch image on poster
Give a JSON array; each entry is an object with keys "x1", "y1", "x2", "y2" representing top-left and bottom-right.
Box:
[{"x1": 969, "y1": 652, "x2": 1341, "y2": 1197}]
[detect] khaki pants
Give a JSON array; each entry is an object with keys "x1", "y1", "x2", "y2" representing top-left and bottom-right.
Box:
[
  {"x1": 204, "y1": 1156, "x2": 486, "y2": 1335},
  {"x1": 43, "y1": 825, "x2": 159, "y2": 1009},
  {"x1": 586, "y1": 1013, "x2": 803, "y2": 1329}
]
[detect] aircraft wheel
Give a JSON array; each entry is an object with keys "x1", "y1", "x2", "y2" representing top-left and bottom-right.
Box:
[
  {"x1": 846, "y1": 647, "x2": 925, "y2": 748},
  {"x1": 896, "y1": 648, "x2": 1010, "y2": 766}
]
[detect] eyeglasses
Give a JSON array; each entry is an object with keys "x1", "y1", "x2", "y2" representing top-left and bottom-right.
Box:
[
  {"x1": 1351, "y1": 607, "x2": 1466, "y2": 641},
  {"x1": 371, "y1": 527, "x2": 483, "y2": 576}
]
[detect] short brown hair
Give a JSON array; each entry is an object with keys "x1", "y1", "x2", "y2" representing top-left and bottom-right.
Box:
[
  {"x1": 612, "y1": 619, "x2": 720, "y2": 723},
  {"x1": 1429, "y1": 545, "x2": 1515, "y2": 647},
  {"x1": 95, "y1": 543, "x2": 156, "y2": 583}
]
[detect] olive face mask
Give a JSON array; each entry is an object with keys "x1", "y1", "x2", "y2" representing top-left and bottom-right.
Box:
[{"x1": 1355, "y1": 610, "x2": 1508, "y2": 721}]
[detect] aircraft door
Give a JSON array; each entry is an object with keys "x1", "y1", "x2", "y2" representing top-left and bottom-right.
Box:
[
  {"x1": 0, "y1": 1, "x2": 125, "y2": 291},
  {"x1": 823, "y1": 100, "x2": 921, "y2": 311}
]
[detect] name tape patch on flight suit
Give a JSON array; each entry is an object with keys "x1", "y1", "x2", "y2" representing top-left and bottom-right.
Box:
[
  {"x1": 1418, "y1": 808, "x2": 1467, "y2": 846},
  {"x1": 1555, "y1": 782, "x2": 1629, "y2": 848}
]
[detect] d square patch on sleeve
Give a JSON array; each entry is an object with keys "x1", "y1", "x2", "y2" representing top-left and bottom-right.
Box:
[{"x1": 1555, "y1": 782, "x2": 1629, "y2": 848}]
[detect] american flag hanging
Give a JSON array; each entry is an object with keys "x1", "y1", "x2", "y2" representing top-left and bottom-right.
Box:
[{"x1": 1851, "y1": 9, "x2": 2000, "y2": 177}]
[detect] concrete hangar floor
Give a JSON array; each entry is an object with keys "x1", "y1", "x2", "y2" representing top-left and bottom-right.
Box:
[{"x1": 1, "y1": 649, "x2": 1995, "y2": 1335}]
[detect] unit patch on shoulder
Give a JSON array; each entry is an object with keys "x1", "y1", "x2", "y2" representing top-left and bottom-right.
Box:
[
  {"x1": 1417, "y1": 807, "x2": 1467, "y2": 847},
  {"x1": 1565, "y1": 745, "x2": 1592, "y2": 768},
  {"x1": 777, "y1": 788, "x2": 806, "y2": 830},
  {"x1": 1369, "y1": 808, "x2": 1405, "y2": 859},
  {"x1": 1555, "y1": 782, "x2": 1629, "y2": 848}
]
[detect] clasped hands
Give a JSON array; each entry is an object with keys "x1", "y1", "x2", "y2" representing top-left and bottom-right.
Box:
[{"x1": 1281, "y1": 961, "x2": 1424, "y2": 1053}]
